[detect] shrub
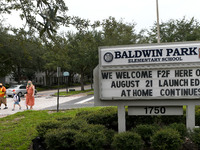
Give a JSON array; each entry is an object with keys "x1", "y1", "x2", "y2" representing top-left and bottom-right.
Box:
[
  {"x1": 44, "y1": 123, "x2": 115, "y2": 150},
  {"x1": 126, "y1": 115, "x2": 158, "y2": 130},
  {"x1": 76, "y1": 110, "x2": 93, "y2": 117},
  {"x1": 133, "y1": 124, "x2": 158, "y2": 146},
  {"x1": 44, "y1": 128, "x2": 78, "y2": 150},
  {"x1": 151, "y1": 128, "x2": 183, "y2": 150},
  {"x1": 112, "y1": 131, "x2": 143, "y2": 150},
  {"x1": 84, "y1": 107, "x2": 118, "y2": 131},
  {"x1": 160, "y1": 115, "x2": 185, "y2": 125},
  {"x1": 81, "y1": 124, "x2": 115, "y2": 147},
  {"x1": 190, "y1": 128, "x2": 200, "y2": 148},
  {"x1": 74, "y1": 132, "x2": 107, "y2": 150},
  {"x1": 55, "y1": 116, "x2": 73, "y2": 122},
  {"x1": 74, "y1": 132, "x2": 92, "y2": 150},
  {"x1": 36, "y1": 120, "x2": 62, "y2": 138},
  {"x1": 61, "y1": 118, "x2": 88, "y2": 130},
  {"x1": 168, "y1": 123, "x2": 187, "y2": 139},
  {"x1": 195, "y1": 110, "x2": 200, "y2": 126},
  {"x1": 74, "y1": 124, "x2": 114, "y2": 150}
]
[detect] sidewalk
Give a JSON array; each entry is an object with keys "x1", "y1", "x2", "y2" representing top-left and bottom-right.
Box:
[
  {"x1": 0, "y1": 85, "x2": 92, "y2": 118},
  {"x1": 0, "y1": 95, "x2": 84, "y2": 118}
]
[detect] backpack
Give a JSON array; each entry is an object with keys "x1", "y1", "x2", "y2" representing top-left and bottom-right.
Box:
[
  {"x1": 18, "y1": 96, "x2": 21, "y2": 102},
  {"x1": 16, "y1": 94, "x2": 21, "y2": 102}
]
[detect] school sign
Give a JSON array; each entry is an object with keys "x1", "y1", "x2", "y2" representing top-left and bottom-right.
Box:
[{"x1": 94, "y1": 41, "x2": 200, "y2": 132}]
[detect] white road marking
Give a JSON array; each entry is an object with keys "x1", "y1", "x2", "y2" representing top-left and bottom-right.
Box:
[{"x1": 75, "y1": 96, "x2": 94, "y2": 104}]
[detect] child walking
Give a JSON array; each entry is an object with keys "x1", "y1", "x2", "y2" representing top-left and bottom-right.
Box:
[{"x1": 12, "y1": 90, "x2": 21, "y2": 111}]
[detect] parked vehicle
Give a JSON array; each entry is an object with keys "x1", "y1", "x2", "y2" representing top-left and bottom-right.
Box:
[{"x1": 7, "y1": 84, "x2": 37, "y2": 97}]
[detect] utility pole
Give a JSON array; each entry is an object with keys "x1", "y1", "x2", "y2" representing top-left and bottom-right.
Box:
[{"x1": 156, "y1": 0, "x2": 160, "y2": 43}]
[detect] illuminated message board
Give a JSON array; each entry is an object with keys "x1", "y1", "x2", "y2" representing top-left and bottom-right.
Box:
[{"x1": 100, "y1": 68, "x2": 200, "y2": 100}]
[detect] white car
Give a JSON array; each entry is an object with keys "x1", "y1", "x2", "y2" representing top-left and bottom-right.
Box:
[{"x1": 7, "y1": 84, "x2": 37, "y2": 97}]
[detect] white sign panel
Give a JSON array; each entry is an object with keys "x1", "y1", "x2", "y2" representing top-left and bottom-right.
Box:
[
  {"x1": 63, "y1": 71, "x2": 70, "y2": 77},
  {"x1": 100, "y1": 43, "x2": 200, "y2": 66},
  {"x1": 128, "y1": 106, "x2": 183, "y2": 116},
  {"x1": 100, "y1": 68, "x2": 200, "y2": 99}
]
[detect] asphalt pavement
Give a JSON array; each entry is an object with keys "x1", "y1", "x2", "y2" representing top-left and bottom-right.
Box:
[
  {"x1": 43, "y1": 95, "x2": 94, "y2": 110},
  {"x1": 0, "y1": 85, "x2": 93, "y2": 118}
]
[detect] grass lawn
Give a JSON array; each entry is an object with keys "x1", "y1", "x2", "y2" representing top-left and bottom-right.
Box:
[
  {"x1": 55, "y1": 89, "x2": 94, "y2": 96},
  {"x1": 0, "y1": 107, "x2": 101, "y2": 150}
]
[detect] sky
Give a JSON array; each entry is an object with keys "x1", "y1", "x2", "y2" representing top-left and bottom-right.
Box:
[{"x1": 2, "y1": 0, "x2": 200, "y2": 33}]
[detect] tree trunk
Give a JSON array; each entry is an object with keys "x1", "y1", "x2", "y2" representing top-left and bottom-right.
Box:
[
  {"x1": 17, "y1": 66, "x2": 21, "y2": 84},
  {"x1": 45, "y1": 71, "x2": 50, "y2": 86},
  {"x1": 90, "y1": 70, "x2": 93, "y2": 89},
  {"x1": 80, "y1": 72, "x2": 84, "y2": 91}
]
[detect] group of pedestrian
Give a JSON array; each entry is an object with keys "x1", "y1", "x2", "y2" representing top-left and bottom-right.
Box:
[{"x1": 0, "y1": 81, "x2": 35, "y2": 111}]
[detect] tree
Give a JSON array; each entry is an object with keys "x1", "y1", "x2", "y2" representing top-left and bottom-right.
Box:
[
  {"x1": 148, "y1": 17, "x2": 200, "y2": 43},
  {"x1": 0, "y1": 0, "x2": 69, "y2": 37},
  {"x1": 67, "y1": 30, "x2": 101, "y2": 90},
  {"x1": 136, "y1": 29, "x2": 151, "y2": 44},
  {"x1": 9, "y1": 29, "x2": 45, "y2": 83},
  {"x1": 0, "y1": 24, "x2": 14, "y2": 77},
  {"x1": 101, "y1": 17, "x2": 137, "y2": 46},
  {"x1": 41, "y1": 35, "x2": 70, "y2": 86}
]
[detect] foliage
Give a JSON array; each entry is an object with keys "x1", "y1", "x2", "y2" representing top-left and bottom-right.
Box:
[
  {"x1": 36, "y1": 120, "x2": 62, "y2": 138},
  {"x1": 42, "y1": 35, "x2": 70, "y2": 71},
  {"x1": 74, "y1": 124, "x2": 115, "y2": 150},
  {"x1": 133, "y1": 124, "x2": 158, "y2": 146},
  {"x1": 45, "y1": 128, "x2": 78, "y2": 150},
  {"x1": 195, "y1": 106, "x2": 200, "y2": 126},
  {"x1": 148, "y1": 17, "x2": 200, "y2": 43},
  {"x1": 190, "y1": 128, "x2": 200, "y2": 148},
  {"x1": 111, "y1": 131, "x2": 143, "y2": 150},
  {"x1": 101, "y1": 16, "x2": 137, "y2": 46},
  {"x1": 168, "y1": 123, "x2": 187, "y2": 139},
  {"x1": 159, "y1": 115, "x2": 185, "y2": 126},
  {"x1": 0, "y1": 25, "x2": 14, "y2": 77},
  {"x1": 126, "y1": 114, "x2": 185, "y2": 130},
  {"x1": 55, "y1": 116, "x2": 73, "y2": 122},
  {"x1": 2, "y1": 14, "x2": 200, "y2": 88},
  {"x1": 0, "y1": 107, "x2": 100, "y2": 150},
  {"x1": 151, "y1": 128, "x2": 183, "y2": 150},
  {"x1": 1, "y1": 0, "x2": 69, "y2": 37},
  {"x1": 77, "y1": 106, "x2": 118, "y2": 131},
  {"x1": 66, "y1": 30, "x2": 100, "y2": 90},
  {"x1": 1, "y1": 107, "x2": 200, "y2": 149},
  {"x1": 126, "y1": 115, "x2": 158, "y2": 130},
  {"x1": 43, "y1": 117, "x2": 115, "y2": 150},
  {"x1": 61, "y1": 118, "x2": 88, "y2": 130},
  {"x1": 0, "y1": 27, "x2": 45, "y2": 79},
  {"x1": 11, "y1": 29, "x2": 45, "y2": 82}
]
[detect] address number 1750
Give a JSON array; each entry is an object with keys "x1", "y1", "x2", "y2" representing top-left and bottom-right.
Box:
[
  {"x1": 144, "y1": 106, "x2": 165, "y2": 114},
  {"x1": 128, "y1": 106, "x2": 183, "y2": 116}
]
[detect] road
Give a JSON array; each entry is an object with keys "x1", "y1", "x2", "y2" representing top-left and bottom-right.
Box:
[{"x1": 43, "y1": 95, "x2": 94, "y2": 110}]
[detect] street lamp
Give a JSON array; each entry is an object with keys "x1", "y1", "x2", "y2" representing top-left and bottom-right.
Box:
[{"x1": 156, "y1": 0, "x2": 160, "y2": 43}]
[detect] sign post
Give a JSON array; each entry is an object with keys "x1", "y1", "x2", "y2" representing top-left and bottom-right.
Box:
[
  {"x1": 94, "y1": 41, "x2": 200, "y2": 132},
  {"x1": 57, "y1": 67, "x2": 61, "y2": 112},
  {"x1": 63, "y1": 71, "x2": 70, "y2": 93}
]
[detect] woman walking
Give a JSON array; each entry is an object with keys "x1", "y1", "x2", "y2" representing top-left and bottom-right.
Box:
[{"x1": 26, "y1": 81, "x2": 35, "y2": 109}]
